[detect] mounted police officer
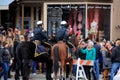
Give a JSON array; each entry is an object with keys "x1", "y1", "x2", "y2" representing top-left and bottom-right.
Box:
[
  {"x1": 56, "y1": 21, "x2": 74, "y2": 47},
  {"x1": 56, "y1": 21, "x2": 76, "y2": 58},
  {"x1": 31, "y1": 21, "x2": 52, "y2": 47},
  {"x1": 56, "y1": 21, "x2": 69, "y2": 42},
  {"x1": 32, "y1": 21, "x2": 48, "y2": 42},
  {"x1": 31, "y1": 21, "x2": 53, "y2": 80}
]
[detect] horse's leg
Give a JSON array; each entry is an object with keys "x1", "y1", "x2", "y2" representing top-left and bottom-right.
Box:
[
  {"x1": 69, "y1": 58, "x2": 73, "y2": 80},
  {"x1": 54, "y1": 62, "x2": 58, "y2": 80},
  {"x1": 22, "y1": 59, "x2": 31, "y2": 80},
  {"x1": 38, "y1": 62, "x2": 42, "y2": 73},
  {"x1": 15, "y1": 58, "x2": 22, "y2": 80},
  {"x1": 64, "y1": 61, "x2": 66, "y2": 80},
  {"x1": 53, "y1": 46, "x2": 59, "y2": 80},
  {"x1": 60, "y1": 59, "x2": 66, "y2": 80},
  {"x1": 46, "y1": 57, "x2": 53, "y2": 80},
  {"x1": 54, "y1": 71, "x2": 57, "y2": 80},
  {"x1": 15, "y1": 61, "x2": 21, "y2": 80},
  {"x1": 60, "y1": 66, "x2": 62, "y2": 80}
]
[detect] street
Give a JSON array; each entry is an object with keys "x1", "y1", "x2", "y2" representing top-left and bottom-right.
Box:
[{"x1": 0, "y1": 72, "x2": 104, "y2": 80}]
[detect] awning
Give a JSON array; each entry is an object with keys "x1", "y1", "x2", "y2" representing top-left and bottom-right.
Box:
[{"x1": 0, "y1": 0, "x2": 14, "y2": 10}]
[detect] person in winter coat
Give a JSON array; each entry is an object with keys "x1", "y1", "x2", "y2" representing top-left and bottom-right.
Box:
[
  {"x1": 7, "y1": 38, "x2": 14, "y2": 78},
  {"x1": 0, "y1": 42, "x2": 11, "y2": 80},
  {"x1": 76, "y1": 41, "x2": 86, "y2": 59},
  {"x1": 79, "y1": 41, "x2": 96, "y2": 80},
  {"x1": 110, "y1": 40, "x2": 120, "y2": 80},
  {"x1": 32, "y1": 21, "x2": 48, "y2": 42},
  {"x1": 101, "y1": 43, "x2": 111, "y2": 80},
  {"x1": 56, "y1": 21, "x2": 69, "y2": 42}
]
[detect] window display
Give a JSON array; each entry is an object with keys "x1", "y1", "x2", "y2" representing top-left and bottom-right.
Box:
[
  {"x1": 47, "y1": 4, "x2": 111, "y2": 41},
  {"x1": 47, "y1": 4, "x2": 86, "y2": 38},
  {"x1": 87, "y1": 5, "x2": 111, "y2": 41}
]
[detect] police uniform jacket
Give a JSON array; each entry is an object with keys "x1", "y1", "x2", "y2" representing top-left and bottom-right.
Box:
[
  {"x1": 33, "y1": 26, "x2": 48, "y2": 41},
  {"x1": 56, "y1": 26, "x2": 69, "y2": 42}
]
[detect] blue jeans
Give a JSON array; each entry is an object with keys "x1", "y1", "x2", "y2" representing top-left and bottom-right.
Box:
[
  {"x1": 0, "y1": 62, "x2": 9, "y2": 80},
  {"x1": 72, "y1": 65, "x2": 77, "y2": 76},
  {"x1": 110, "y1": 63, "x2": 120, "y2": 80},
  {"x1": 32, "y1": 62, "x2": 37, "y2": 73},
  {"x1": 94, "y1": 59, "x2": 99, "y2": 80}
]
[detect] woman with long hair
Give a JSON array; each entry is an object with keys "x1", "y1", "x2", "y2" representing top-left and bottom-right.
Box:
[
  {"x1": 79, "y1": 41, "x2": 96, "y2": 80},
  {"x1": 100, "y1": 42, "x2": 111, "y2": 80}
]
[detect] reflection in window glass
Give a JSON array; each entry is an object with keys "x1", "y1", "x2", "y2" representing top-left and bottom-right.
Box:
[
  {"x1": 47, "y1": 4, "x2": 86, "y2": 38},
  {"x1": 47, "y1": 4, "x2": 111, "y2": 41},
  {"x1": 87, "y1": 5, "x2": 111, "y2": 41}
]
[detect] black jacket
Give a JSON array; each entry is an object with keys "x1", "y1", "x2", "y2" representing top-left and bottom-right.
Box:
[
  {"x1": 94, "y1": 42, "x2": 101, "y2": 60},
  {"x1": 2, "y1": 48, "x2": 11, "y2": 62},
  {"x1": 33, "y1": 27, "x2": 48, "y2": 41},
  {"x1": 111, "y1": 46, "x2": 120, "y2": 63},
  {"x1": 56, "y1": 26, "x2": 69, "y2": 42}
]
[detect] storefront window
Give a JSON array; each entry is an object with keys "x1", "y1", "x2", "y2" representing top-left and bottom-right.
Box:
[
  {"x1": 87, "y1": 4, "x2": 111, "y2": 41},
  {"x1": 47, "y1": 4, "x2": 86, "y2": 38},
  {"x1": 19, "y1": 18, "x2": 31, "y2": 30},
  {"x1": 87, "y1": 0, "x2": 112, "y2": 2},
  {"x1": 20, "y1": 7, "x2": 31, "y2": 17},
  {"x1": 47, "y1": 4, "x2": 111, "y2": 41}
]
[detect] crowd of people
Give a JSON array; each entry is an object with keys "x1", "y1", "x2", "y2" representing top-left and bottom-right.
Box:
[{"x1": 0, "y1": 20, "x2": 120, "y2": 80}]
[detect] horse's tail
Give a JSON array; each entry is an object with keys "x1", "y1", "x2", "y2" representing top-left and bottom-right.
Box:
[{"x1": 53, "y1": 46, "x2": 59, "y2": 74}]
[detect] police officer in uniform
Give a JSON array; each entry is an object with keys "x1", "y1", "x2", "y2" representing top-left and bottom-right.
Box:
[
  {"x1": 56, "y1": 21, "x2": 74, "y2": 48},
  {"x1": 56, "y1": 21, "x2": 69, "y2": 42},
  {"x1": 32, "y1": 21, "x2": 52, "y2": 47},
  {"x1": 32, "y1": 21, "x2": 53, "y2": 80},
  {"x1": 56, "y1": 21, "x2": 75, "y2": 78},
  {"x1": 32, "y1": 21, "x2": 48, "y2": 42}
]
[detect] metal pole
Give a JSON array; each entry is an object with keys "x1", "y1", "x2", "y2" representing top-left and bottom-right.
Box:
[{"x1": 22, "y1": 2, "x2": 24, "y2": 34}]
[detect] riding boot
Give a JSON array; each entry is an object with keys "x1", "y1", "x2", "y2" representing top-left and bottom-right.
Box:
[{"x1": 22, "y1": 59, "x2": 30, "y2": 80}]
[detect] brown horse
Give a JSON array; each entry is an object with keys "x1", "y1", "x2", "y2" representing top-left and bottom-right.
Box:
[{"x1": 51, "y1": 41, "x2": 73, "y2": 80}]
